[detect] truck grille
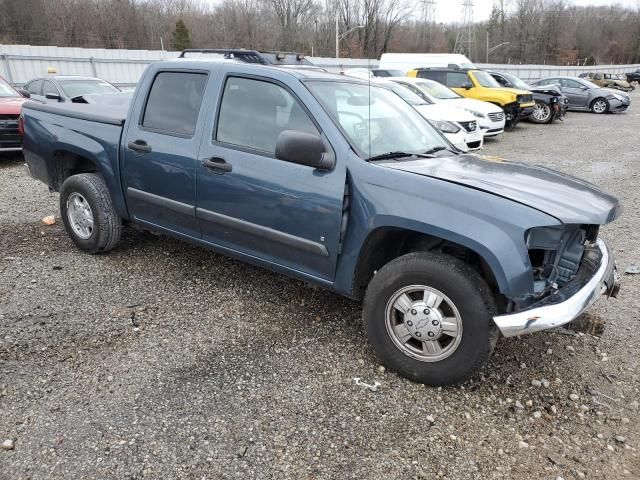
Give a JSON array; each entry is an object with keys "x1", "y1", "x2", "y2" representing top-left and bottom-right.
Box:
[
  {"x1": 517, "y1": 94, "x2": 533, "y2": 104},
  {"x1": 459, "y1": 120, "x2": 477, "y2": 132},
  {"x1": 0, "y1": 115, "x2": 20, "y2": 148},
  {"x1": 488, "y1": 111, "x2": 505, "y2": 121},
  {"x1": 0, "y1": 114, "x2": 19, "y2": 121}
]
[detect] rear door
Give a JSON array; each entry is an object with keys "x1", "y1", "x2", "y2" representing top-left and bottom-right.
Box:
[
  {"x1": 122, "y1": 69, "x2": 209, "y2": 238},
  {"x1": 445, "y1": 71, "x2": 473, "y2": 97},
  {"x1": 194, "y1": 67, "x2": 346, "y2": 281}
]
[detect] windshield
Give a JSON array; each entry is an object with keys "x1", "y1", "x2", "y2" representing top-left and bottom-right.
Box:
[
  {"x1": 472, "y1": 70, "x2": 501, "y2": 88},
  {"x1": 0, "y1": 78, "x2": 19, "y2": 97},
  {"x1": 500, "y1": 72, "x2": 531, "y2": 90},
  {"x1": 414, "y1": 79, "x2": 460, "y2": 100},
  {"x1": 59, "y1": 79, "x2": 119, "y2": 98},
  {"x1": 306, "y1": 80, "x2": 449, "y2": 159}
]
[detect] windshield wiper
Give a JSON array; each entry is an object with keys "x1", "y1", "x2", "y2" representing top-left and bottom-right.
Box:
[
  {"x1": 367, "y1": 151, "x2": 433, "y2": 162},
  {"x1": 423, "y1": 146, "x2": 458, "y2": 155}
]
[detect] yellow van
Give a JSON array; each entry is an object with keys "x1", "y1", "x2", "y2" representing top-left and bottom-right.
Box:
[{"x1": 408, "y1": 68, "x2": 535, "y2": 128}]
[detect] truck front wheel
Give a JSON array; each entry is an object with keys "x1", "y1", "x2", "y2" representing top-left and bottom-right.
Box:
[
  {"x1": 60, "y1": 173, "x2": 122, "y2": 254},
  {"x1": 363, "y1": 252, "x2": 498, "y2": 385}
]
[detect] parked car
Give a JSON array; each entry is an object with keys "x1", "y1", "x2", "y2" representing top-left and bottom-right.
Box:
[
  {"x1": 0, "y1": 75, "x2": 29, "y2": 152},
  {"x1": 625, "y1": 69, "x2": 640, "y2": 83},
  {"x1": 531, "y1": 76, "x2": 630, "y2": 114},
  {"x1": 387, "y1": 76, "x2": 506, "y2": 137},
  {"x1": 408, "y1": 67, "x2": 535, "y2": 129},
  {"x1": 375, "y1": 78, "x2": 484, "y2": 151},
  {"x1": 20, "y1": 75, "x2": 121, "y2": 103},
  {"x1": 21, "y1": 60, "x2": 621, "y2": 385},
  {"x1": 487, "y1": 71, "x2": 568, "y2": 124},
  {"x1": 371, "y1": 68, "x2": 406, "y2": 77},
  {"x1": 578, "y1": 72, "x2": 634, "y2": 92}
]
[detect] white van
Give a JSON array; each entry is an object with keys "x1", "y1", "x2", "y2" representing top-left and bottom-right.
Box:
[{"x1": 378, "y1": 53, "x2": 475, "y2": 75}]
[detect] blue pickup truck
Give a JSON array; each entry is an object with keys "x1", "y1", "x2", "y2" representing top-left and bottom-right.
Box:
[{"x1": 21, "y1": 59, "x2": 620, "y2": 385}]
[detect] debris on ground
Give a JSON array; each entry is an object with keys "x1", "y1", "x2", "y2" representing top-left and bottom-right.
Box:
[
  {"x1": 41, "y1": 215, "x2": 56, "y2": 226},
  {"x1": 353, "y1": 377, "x2": 381, "y2": 392},
  {"x1": 624, "y1": 264, "x2": 640, "y2": 274}
]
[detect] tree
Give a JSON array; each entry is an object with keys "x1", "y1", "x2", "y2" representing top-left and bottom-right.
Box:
[{"x1": 171, "y1": 18, "x2": 192, "y2": 50}]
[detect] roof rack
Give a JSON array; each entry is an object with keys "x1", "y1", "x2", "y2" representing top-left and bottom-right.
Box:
[{"x1": 178, "y1": 49, "x2": 311, "y2": 66}]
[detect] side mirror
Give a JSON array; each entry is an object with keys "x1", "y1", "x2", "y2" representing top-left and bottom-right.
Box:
[
  {"x1": 275, "y1": 130, "x2": 334, "y2": 170},
  {"x1": 45, "y1": 93, "x2": 61, "y2": 101},
  {"x1": 461, "y1": 82, "x2": 473, "y2": 90},
  {"x1": 18, "y1": 89, "x2": 30, "y2": 98}
]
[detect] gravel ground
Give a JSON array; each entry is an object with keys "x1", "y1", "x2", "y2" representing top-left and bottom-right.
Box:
[{"x1": 1, "y1": 97, "x2": 639, "y2": 480}]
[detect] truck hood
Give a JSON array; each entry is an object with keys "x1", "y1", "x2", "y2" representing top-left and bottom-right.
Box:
[
  {"x1": 0, "y1": 96, "x2": 28, "y2": 114},
  {"x1": 377, "y1": 154, "x2": 621, "y2": 225}
]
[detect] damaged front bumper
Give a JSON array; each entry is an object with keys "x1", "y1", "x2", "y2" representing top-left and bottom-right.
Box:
[{"x1": 494, "y1": 239, "x2": 619, "y2": 337}]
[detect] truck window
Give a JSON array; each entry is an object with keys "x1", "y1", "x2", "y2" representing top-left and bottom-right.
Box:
[
  {"x1": 216, "y1": 76, "x2": 318, "y2": 154},
  {"x1": 142, "y1": 72, "x2": 207, "y2": 137},
  {"x1": 43, "y1": 81, "x2": 60, "y2": 97},
  {"x1": 27, "y1": 79, "x2": 44, "y2": 96},
  {"x1": 446, "y1": 72, "x2": 470, "y2": 88}
]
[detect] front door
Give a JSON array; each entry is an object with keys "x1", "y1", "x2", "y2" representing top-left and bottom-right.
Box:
[
  {"x1": 122, "y1": 70, "x2": 208, "y2": 238},
  {"x1": 561, "y1": 79, "x2": 590, "y2": 108},
  {"x1": 195, "y1": 71, "x2": 346, "y2": 281}
]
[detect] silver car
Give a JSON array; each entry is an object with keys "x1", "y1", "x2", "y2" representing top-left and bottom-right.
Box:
[{"x1": 531, "y1": 76, "x2": 630, "y2": 114}]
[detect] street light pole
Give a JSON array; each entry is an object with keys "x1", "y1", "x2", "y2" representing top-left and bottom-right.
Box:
[
  {"x1": 336, "y1": 16, "x2": 339, "y2": 59},
  {"x1": 336, "y1": 19, "x2": 364, "y2": 59}
]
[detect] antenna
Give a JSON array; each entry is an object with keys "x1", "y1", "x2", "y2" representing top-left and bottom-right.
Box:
[{"x1": 454, "y1": 0, "x2": 475, "y2": 60}]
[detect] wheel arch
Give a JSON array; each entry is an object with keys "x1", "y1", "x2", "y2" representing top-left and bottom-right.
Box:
[{"x1": 350, "y1": 225, "x2": 507, "y2": 305}]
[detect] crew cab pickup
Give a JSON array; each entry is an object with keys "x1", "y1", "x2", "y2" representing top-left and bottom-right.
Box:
[{"x1": 21, "y1": 59, "x2": 621, "y2": 385}]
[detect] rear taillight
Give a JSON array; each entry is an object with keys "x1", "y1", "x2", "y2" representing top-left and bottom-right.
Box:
[{"x1": 18, "y1": 114, "x2": 24, "y2": 137}]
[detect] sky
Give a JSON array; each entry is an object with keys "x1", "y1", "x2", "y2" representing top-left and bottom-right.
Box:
[{"x1": 435, "y1": 0, "x2": 639, "y2": 23}]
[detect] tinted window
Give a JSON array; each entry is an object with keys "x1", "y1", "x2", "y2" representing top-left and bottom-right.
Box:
[
  {"x1": 416, "y1": 70, "x2": 445, "y2": 83},
  {"x1": 216, "y1": 76, "x2": 318, "y2": 154},
  {"x1": 446, "y1": 72, "x2": 470, "y2": 88},
  {"x1": 27, "y1": 79, "x2": 43, "y2": 95},
  {"x1": 43, "y1": 81, "x2": 60, "y2": 97},
  {"x1": 142, "y1": 72, "x2": 207, "y2": 136}
]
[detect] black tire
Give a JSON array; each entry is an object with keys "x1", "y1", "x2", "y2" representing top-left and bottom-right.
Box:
[
  {"x1": 59, "y1": 173, "x2": 122, "y2": 253},
  {"x1": 529, "y1": 101, "x2": 553, "y2": 124},
  {"x1": 363, "y1": 251, "x2": 498, "y2": 385},
  {"x1": 590, "y1": 97, "x2": 609, "y2": 114}
]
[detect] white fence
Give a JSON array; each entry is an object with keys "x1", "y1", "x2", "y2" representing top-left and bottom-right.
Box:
[{"x1": 1, "y1": 44, "x2": 639, "y2": 86}]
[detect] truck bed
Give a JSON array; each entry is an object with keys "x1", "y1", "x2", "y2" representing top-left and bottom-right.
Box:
[{"x1": 22, "y1": 101, "x2": 128, "y2": 126}]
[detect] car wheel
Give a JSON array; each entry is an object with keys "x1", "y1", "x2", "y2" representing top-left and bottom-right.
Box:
[
  {"x1": 530, "y1": 101, "x2": 552, "y2": 124},
  {"x1": 590, "y1": 98, "x2": 609, "y2": 114},
  {"x1": 60, "y1": 173, "x2": 122, "y2": 253},
  {"x1": 362, "y1": 251, "x2": 498, "y2": 385}
]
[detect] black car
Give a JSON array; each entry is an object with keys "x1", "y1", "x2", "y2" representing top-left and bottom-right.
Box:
[
  {"x1": 487, "y1": 71, "x2": 568, "y2": 124},
  {"x1": 626, "y1": 69, "x2": 640, "y2": 83},
  {"x1": 20, "y1": 75, "x2": 121, "y2": 103}
]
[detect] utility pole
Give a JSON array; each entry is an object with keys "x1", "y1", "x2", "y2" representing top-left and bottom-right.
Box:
[
  {"x1": 454, "y1": 0, "x2": 475, "y2": 60},
  {"x1": 420, "y1": 0, "x2": 436, "y2": 48}
]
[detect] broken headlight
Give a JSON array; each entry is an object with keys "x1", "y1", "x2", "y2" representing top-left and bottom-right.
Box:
[{"x1": 526, "y1": 225, "x2": 595, "y2": 296}]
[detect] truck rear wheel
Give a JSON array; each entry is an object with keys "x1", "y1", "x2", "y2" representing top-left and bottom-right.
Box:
[
  {"x1": 60, "y1": 173, "x2": 122, "y2": 254},
  {"x1": 363, "y1": 251, "x2": 498, "y2": 385}
]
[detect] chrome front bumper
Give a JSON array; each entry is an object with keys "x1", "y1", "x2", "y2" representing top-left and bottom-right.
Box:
[{"x1": 494, "y1": 239, "x2": 618, "y2": 337}]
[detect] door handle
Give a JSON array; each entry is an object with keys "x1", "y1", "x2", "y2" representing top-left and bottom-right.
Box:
[
  {"x1": 127, "y1": 140, "x2": 152, "y2": 154},
  {"x1": 202, "y1": 157, "x2": 232, "y2": 173}
]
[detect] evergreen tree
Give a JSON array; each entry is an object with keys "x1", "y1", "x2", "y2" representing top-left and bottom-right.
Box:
[{"x1": 171, "y1": 18, "x2": 192, "y2": 50}]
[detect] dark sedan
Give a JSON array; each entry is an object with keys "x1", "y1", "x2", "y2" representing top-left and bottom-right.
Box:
[
  {"x1": 20, "y1": 75, "x2": 121, "y2": 103},
  {"x1": 487, "y1": 70, "x2": 568, "y2": 124},
  {"x1": 530, "y1": 76, "x2": 630, "y2": 114}
]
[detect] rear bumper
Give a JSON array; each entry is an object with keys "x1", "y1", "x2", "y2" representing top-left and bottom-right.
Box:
[{"x1": 493, "y1": 239, "x2": 619, "y2": 337}]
